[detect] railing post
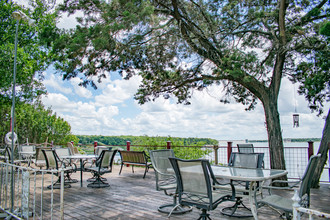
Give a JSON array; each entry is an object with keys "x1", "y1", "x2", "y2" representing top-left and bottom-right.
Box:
[
  {"x1": 167, "y1": 141, "x2": 171, "y2": 149},
  {"x1": 292, "y1": 189, "x2": 301, "y2": 220},
  {"x1": 308, "y1": 141, "x2": 314, "y2": 159},
  {"x1": 126, "y1": 141, "x2": 131, "y2": 167},
  {"x1": 213, "y1": 145, "x2": 219, "y2": 165},
  {"x1": 60, "y1": 165, "x2": 65, "y2": 220},
  {"x1": 94, "y1": 141, "x2": 98, "y2": 154},
  {"x1": 227, "y1": 142, "x2": 232, "y2": 164}
]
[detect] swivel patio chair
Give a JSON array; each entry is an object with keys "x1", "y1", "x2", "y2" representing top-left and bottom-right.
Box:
[
  {"x1": 19, "y1": 145, "x2": 36, "y2": 166},
  {"x1": 86, "y1": 146, "x2": 113, "y2": 182},
  {"x1": 67, "y1": 142, "x2": 80, "y2": 155},
  {"x1": 54, "y1": 147, "x2": 78, "y2": 183},
  {"x1": 3, "y1": 146, "x2": 26, "y2": 165},
  {"x1": 169, "y1": 157, "x2": 235, "y2": 220},
  {"x1": 256, "y1": 154, "x2": 321, "y2": 219},
  {"x1": 85, "y1": 149, "x2": 117, "y2": 188},
  {"x1": 42, "y1": 148, "x2": 76, "y2": 189},
  {"x1": 32, "y1": 147, "x2": 51, "y2": 169},
  {"x1": 237, "y1": 144, "x2": 254, "y2": 153},
  {"x1": 220, "y1": 152, "x2": 264, "y2": 217},
  {"x1": 149, "y1": 149, "x2": 192, "y2": 215}
]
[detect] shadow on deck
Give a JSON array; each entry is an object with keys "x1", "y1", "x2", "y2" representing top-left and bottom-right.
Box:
[{"x1": 42, "y1": 165, "x2": 330, "y2": 220}]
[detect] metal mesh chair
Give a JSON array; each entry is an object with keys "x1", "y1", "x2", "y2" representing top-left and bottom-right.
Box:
[
  {"x1": 256, "y1": 154, "x2": 321, "y2": 219},
  {"x1": 55, "y1": 147, "x2": 78, "y2": 183},
  {"x1": 237, "y1": 144, "x2": 254, "y2": 153},
  {"x1": 42, "y1": 148, "x2": 76, "y2": 189},
  {"x1": 169, "y1": 157, "x2": 235, "y2": 220},
  {"x1": 85, "y1": 150, "x2": 117, "y2": 188},
  {"x1": 149, "y1": 149, "x2": 192, "y2": 215}
]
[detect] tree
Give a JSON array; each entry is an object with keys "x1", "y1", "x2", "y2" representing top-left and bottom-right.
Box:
[
  {"x1": 0, "y1": 101, "x2": 79, "y2": 145},
  {"x1": 0, "y1": 0, "x2": 57, "y2": 103},
  {"x1": 292, "y1": 22, "x2": 330, "y2": 188},
  {"x1": 51, "y1": 0, "x2": 329, "y2": 171}
]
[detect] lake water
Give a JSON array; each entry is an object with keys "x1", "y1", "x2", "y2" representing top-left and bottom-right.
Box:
[{"x1": 214, "y1": 140, "x2": 329, "y2": 182}]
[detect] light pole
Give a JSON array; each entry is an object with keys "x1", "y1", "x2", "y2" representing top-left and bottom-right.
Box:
[{"x1": 10, "y1": 10, "x2": 35, "y2": 212}]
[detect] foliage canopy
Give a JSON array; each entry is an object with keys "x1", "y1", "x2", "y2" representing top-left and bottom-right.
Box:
[
  {"x1": 0, "y1": 0, "x2": 57, "y2": 103},
  {"x1": 48, "y1": 0, "x2": 329, "y2": 170}
]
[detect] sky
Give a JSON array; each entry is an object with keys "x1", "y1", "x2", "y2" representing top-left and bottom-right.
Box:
[{"x1": 20, "y1": 0, "x2": 329, "y2": 141}]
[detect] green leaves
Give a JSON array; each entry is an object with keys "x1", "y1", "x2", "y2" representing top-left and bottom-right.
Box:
[
  {"x1": 0, "y1": 102, "x2": 78, "y2": 144},
  {"x1": 0, "y1": 1, "x2": 57, "y2": 103}
]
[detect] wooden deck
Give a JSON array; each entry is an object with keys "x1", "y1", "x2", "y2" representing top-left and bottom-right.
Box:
[{"x1": 41, "y1": 165, "x2": 329, "y2": 220}]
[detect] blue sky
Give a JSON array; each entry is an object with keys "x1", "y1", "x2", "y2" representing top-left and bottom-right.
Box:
[{"x1": 18, "y1": 0, "x2": 328, "y2": 141}]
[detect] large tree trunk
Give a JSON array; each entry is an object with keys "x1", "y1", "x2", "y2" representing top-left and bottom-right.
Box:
[
  {"x1": 263, "y1": 97, "x2": 286, "y2": 171},
  {"x1": 311, "y1": 108, "x2": 330, "y2": 188}
]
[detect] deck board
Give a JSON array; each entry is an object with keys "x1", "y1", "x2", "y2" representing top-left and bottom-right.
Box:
[{"x1": 36, "y1": 165, "x2": 330, "y2": 220}]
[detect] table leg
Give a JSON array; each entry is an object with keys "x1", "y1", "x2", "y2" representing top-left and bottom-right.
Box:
[{"x1": 249, "y1": 181, "x2": 258, "y2": 220}]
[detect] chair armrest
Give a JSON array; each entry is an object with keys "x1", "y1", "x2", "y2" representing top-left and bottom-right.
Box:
[{"x1": 262, "y1": 179, "x2": 300, "y2": 195}]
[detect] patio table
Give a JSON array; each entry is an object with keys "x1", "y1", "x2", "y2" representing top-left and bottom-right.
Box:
[
  {"x1": 60, "y1": 154, "x2": 96, "y2": 187},
  {"x1": 211, "y1": 166, "x2": 288, "y2": 219}
]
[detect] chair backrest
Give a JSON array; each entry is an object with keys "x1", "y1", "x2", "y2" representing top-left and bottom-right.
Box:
[
  {"x1": 97, "y1": 150, "x2": 117, "y2": 171},
  {"x1": 55, "y1": 147, "x2": 72, "y2": 157},
  {"x1": 42, "y1": 148, "x2": 60, "y2": 170},
  {"x1": 20, "y1": 145, "x2": 36, "y2": 153},
  {"x1": 237, "y1": 144, "x2": 254, "y2": 153},
  {"x1": 298, "y1": 154, "x2": 321, "y2": 206},
  {"x1": 229, "y1": 152, "x2": 264, "y2": 168},
  {"x1": 67, "y1": 142, "x2": 79, "y2": 155},
  {"x1": 169, "y1": 157, "x2": 215, "y2": 207},
  {"x1": 4, "y1": 146, "x2": 12, "y2": 162},
  {"x1": 149, "y1": 149, "x2": 176, "y2": 191},
  {"x1": 95, "y1": 146, "x2": 113, "y2": 156}
]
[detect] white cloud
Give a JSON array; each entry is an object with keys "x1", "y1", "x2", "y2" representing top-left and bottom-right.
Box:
[
  {"x1": 94, "y1": 75, "x2": 141, "y2": 106},
  {"x1": 69, "y1": 78, "x2": 93, "y2": 98},
  {"x1": 44, "y1": 74, "x2": 72, "y2": 94},
  {"x1": 41, "y1": 93, "x2": 75, "y2": 113}
]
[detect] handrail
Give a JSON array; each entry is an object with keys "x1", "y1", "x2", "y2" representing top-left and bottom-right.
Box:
[{"x1": 292, "y1": 189, "x2": 330, "y2": 219}]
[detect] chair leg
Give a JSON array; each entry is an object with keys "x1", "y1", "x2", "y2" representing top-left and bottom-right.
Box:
[
  {"x1": 119, "y1": 163, "x2": 123, "y2": 175},
  {"x1": 158, "y1": 193, "x2": 192, "y2": 216},
  {"x1": 64, "y1": 171, "x2": 78, "y2": 184},
  {"x1": 47, "y1": 176, "x2": 71, "y2": 189},
  {"x1": 198, "y1": 209, "x2": 211, "y2": 220},
  {"x1": 143, "y1": 166, "x2": 148, "y2": 178},
  {"x1": 220, "y1": 197, "x2": 252, "y2": 217},
  {"x1": 87, "y1": 173, "x2": 110, "y2": 188}
]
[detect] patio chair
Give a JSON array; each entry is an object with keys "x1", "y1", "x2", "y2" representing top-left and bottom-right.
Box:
[
  {"x1": 86, "y1": 146, "x2": 113, "y2": 183},
  {"x1": 54, "y1": 147, "x2": 78, "y2": 183},
  {"x1": 95, "y1": 146, "x2": 113, "y2": 156},
  {"x1": 32, "y1": 147, "x2": 51, "y2": 169},
  {"x1": 149, "y1": 149, "x2": 192, "y2": 215},
  {"x1": 67, "y1": 142, "x2": 80, "y2": 155},
  {"x1": 42, "y1": 148, "x2": 76, "y2": 189},
  {"x1": 220, "y1": 152, "x2": 264, "y2": 217},
  {"x1": 85, "y1": 149, "x2": 117, "y2": 188},
  {"x1": 237, "y1": 144, "x2": 254, "y2": 153},
  {"x1": 169, "y1": 157, "x2": 235, "y2": 220},
  {"x1": 3, "y1": 146, "x2": 26, "y2": 165},
  {"x1": 19, "y1": 145, "x2": 36, "y2": 166},
  {"x1": 256, "y1": 154, "x2": 321, "y2": 219}
]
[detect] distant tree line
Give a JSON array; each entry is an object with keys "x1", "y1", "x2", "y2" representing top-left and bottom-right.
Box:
[{"x1": 76, "y1": 135, "x2": 218, "y2": 147}]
